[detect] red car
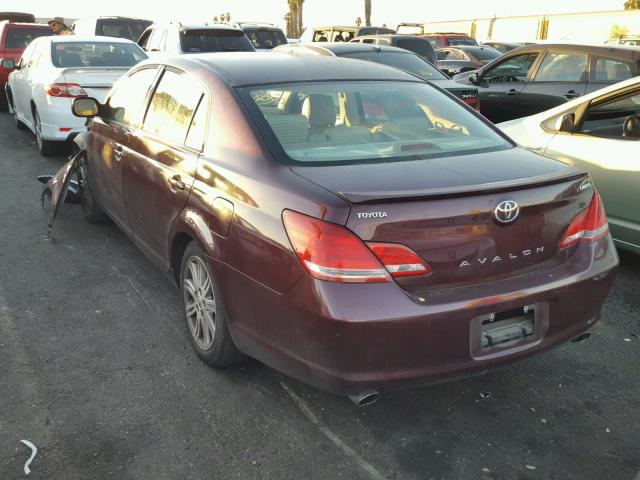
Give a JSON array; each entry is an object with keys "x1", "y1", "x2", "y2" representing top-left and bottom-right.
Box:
[
  {"x1": 421, "y1": 33, "x2": 477, "y2": 48},
  {"x1": 54, "y1": 54, "x2": 617, "y2": 405},
  {"x1": 0, "y1": 20, "x2": 51, "y2": 109}
]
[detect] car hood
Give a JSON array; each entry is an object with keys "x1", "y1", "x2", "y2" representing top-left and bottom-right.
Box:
[{"x1": 290, "y1": 147, "x2": 584, "y2": 204}]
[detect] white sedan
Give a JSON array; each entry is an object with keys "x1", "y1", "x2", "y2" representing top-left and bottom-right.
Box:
[{"x1": 3, "y1": 35, "x2": 147, "y2": 155}]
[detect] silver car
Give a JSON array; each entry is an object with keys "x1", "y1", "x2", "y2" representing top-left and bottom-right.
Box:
[{"x1": 499, "y1": 77, "x2": 640, "y2": 254}]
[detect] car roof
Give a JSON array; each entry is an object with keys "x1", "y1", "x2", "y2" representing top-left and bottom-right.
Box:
[
  {"x1": 315, "y1": 26, "x2": 358, "y2": 30},
  {"x1": 162, "y1": 52, "x2": 418, "y2": 87},
  {"x1": 0, "y1": 21, "x2": 50, "y2": 28},
  {"x1": 512, "y1": 42, "x2": 640, "y2": 53},
  {"x1": 237, "y1": 22, "x2": 281, "y2": 30},
  {"x1": 180, "y1": 24, "x2": 243, "y2": 32},
  {"x1": 48, "y1": 35, "x2": 137, "y2": 44},
  {"x1": 421, "y1": 33, "x2": 472, "y2": 37},
  {"x1": 288, "y1": 42, "x2": 417, "y2": 55},
  {"x1": 357, "y1": 34, "x2": 430, "y2": 41}
]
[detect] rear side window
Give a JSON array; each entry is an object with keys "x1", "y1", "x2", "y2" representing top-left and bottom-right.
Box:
[
  {"x1": 592, "y1": 57, "x2": 634, "y2": 82},
  {"x1": 106, "y1": 68, "x2": 158, "y2": 128},
  {"x1": 185, "y1": 97, "x2": 208, "y2": 151},
  {"x1": 96, "y1": 19, "x2": 152, "y2": 42},
  {"x1": 179, "y1": 29, "x2": 254, "y2": 53},
  {"x1": 244, "y1": 29, "x2": 287, "y2": 49},
  {"x1": 5, "y1": 28, "x2": 51, "y2": 49},
  {"x1": 534, "y1": 51, "x2": 588, "y2": 82},
  {"x1": 143, "y1": 70, "x2": 205, "y2": 145},
  {"x1": 51, "y1": 42, "x2": 147, "y2": 68}
]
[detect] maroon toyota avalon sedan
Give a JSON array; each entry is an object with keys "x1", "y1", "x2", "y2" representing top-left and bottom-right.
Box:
[{"x1": 66, "y1": 53, "x2": 618, "y2": 403}]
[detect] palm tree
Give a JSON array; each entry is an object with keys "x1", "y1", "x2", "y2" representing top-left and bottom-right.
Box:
[
  {"x1": 364, "y1": 0, "x2": 371, "y2": 27},
  {"x1": 287, "y1": 0, "x2": 305, "y2": 38}
]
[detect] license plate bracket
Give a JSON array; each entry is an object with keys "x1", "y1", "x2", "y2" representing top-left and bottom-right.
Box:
[{"x1": 470, "y1": 303, "x2": 548, "y2": 360}]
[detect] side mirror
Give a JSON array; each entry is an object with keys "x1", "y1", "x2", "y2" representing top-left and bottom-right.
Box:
[
  {"x1": 1, "y1": 59, "x2": 16, "y2": 70},
  {"x1": 72, "y1": 97, "x2": 100, "y2": 118},
  {"x1": 558, "y1": 113, "x2": 575, "y2": 133},
  {"x1": 468, "y1": 72, "x2": 479, "y2": 84}
]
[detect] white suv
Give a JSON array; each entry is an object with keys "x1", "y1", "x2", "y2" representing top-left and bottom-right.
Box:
[
  {"x1": 137, "y1": 22, "x2": 255, "y2": 56},
  {"x1": 4, "y1": 35, "x2": 146, "y2": 155}
]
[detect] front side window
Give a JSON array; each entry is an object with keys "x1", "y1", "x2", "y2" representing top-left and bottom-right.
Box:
[
  {"x1": 534, "y1": 51, "x2": 588, "y2": 82},
  {"x1": 483, "y1": 52, "x2": 539, "y2": 82},
  {"x1": 592, "y1": 57, "x2": 633, "y2": 82},
  {"x1": 51, "y1": 42, "x2": 147, "y2": 68},
  {"x1": 106, "y1": 68, "x2": 158, "y2": 128},
  {"x1": 244, "y1": 81, "x2": 511, "y2": 164},
  {"x1": 143, "y1": 70, "x2": 204, "y2": 145},
  {"x1": 580, "y1": 89, "x2": 640, "y2": 139}
]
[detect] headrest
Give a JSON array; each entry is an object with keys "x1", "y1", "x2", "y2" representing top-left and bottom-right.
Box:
[
  {"x1": 607, "y1": 63, "x2": 630, "y2": 81},
  {"x1": 302, "y1": 94, "x2": 336, "y2": 129}
]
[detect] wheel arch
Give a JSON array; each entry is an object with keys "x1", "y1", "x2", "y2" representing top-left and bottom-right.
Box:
[{"x1": 169, "y1": 207, "x2": 218, "y2": 282}]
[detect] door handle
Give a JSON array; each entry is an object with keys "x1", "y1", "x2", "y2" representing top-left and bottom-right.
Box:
[
  {"x1": 169, "y1": 174, "x2": 186, "y2": 191},
  {"x1": 113, "y1": 145, "x2": 124, "y2": 162},
  {"x1": 507, "y1": 88, "x2": 519, "y2": 96},
  {"x1": 564, "y1": 90, "x2": 580, "y2": 99}
]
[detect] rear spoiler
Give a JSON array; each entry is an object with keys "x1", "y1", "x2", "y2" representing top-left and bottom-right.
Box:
[
  {"x1": 60, "y1": 66, "x2": 130, "y2": 75},
  {"x1": 336, "y1": 168, "x2": 588, "y2": 204}
]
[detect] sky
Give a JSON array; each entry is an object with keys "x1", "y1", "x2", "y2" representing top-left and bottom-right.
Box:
[{"x1": 22, "y1": 0, "x2": 624, "y2": 30}]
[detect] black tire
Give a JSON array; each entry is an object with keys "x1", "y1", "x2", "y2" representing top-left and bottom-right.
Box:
[
  {"x1": 7, "y1": 90, "x2": 27, "y2": 130},
  {"x1": 180, "y1": 242, "x2": 244, "y2": 367},
  {"x1": 77, "y1": 153, "x2": 109, "y2": 224},
  {"x1": 33, "y1": 108, "x2": 56, "y2": 156}
]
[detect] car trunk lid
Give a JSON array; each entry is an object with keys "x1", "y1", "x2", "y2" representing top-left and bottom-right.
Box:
[
  {"x1": 291, "y1": 148, "x2": 591, "y2": 291},
  {"x1": 62, "y1": 67, "x2": 129, "y2": 102}
]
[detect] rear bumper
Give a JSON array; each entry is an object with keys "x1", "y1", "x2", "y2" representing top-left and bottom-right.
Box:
[
  {"x1": 217, "y1": 235, "x2": 618, "y2": 395},
  {"x1": 38, "y1": 98, "x2": 88, "y2": 141}
]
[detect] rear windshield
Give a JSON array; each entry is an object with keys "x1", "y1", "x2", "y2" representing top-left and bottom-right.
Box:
[
  {"x1": 447, "y1": 37, "x2": 477, "y2": 46},
  {"x1": 244, "y1": 28, "x2": 287, "y2": 49},
  {"x1": 96, "y1": 19, "x2": 152, "y2": 42},
  {"x1": 467, "y1": 47, "x2": 502, "y2": 61},
  {"x1": 244, "y1": 81, "x2": 510, "y2": 164},
  {"x1": 342, "y1": 51, "x2": 448, "y2": 81},
  {"x1": 358, "y1": 27, "x2": 396, "y2": 36},
  {"x1": 51, "y1": 42, "x2": 147, "y2": 68},
  {"x1": 180, "y1": 29, "x2": 254, "y2": 53},
  {"x1": 395, "y1": 38, "x2": 435, "y2": 61},
  {"x1": 5, "y1": 28, "x2": 51, "y2": 49}
]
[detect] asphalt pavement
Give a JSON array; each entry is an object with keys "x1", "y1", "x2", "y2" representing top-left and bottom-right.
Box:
[{"x1": 0, "y1": 111, "x2": 639, "y2": 480}]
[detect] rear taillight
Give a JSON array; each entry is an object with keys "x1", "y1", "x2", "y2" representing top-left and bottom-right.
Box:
[
  {"x1": 282, "y1": 211, "x2": 431, "y2": 283},
  {"x1": 367, "y1": 243, "x2": 431, "y2": 277},
  {"x1": 560, "y1": 191, "x2": 609, "y2": 248},
  {"x1": 47, "y1": 83, "x2": 87, "y2": 98},
  {"x1": 463, "y1": 96, "x2": 481, "y2": 111}
]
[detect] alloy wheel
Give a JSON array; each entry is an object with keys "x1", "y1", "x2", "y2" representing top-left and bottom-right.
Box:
[{"x1": 182, "y1": 256, "x2": 217, "y2": 350}]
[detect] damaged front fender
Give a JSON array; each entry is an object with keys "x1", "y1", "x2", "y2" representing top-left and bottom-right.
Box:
[{"x1": 41, "y1": 150, "x2": 83, "y2": 235}]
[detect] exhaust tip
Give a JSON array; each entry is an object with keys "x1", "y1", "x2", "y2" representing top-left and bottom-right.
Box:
[
  {"x1": 572, "y1": 332, "x2": 592, "y2": 344},
  {"x1": 348, "y1": 390, "x2": 379, "y2": 407}
]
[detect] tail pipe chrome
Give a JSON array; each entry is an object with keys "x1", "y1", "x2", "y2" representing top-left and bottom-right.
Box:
[{"x1": 347, "y1": 390, "x2": 379, "y2": 407}]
